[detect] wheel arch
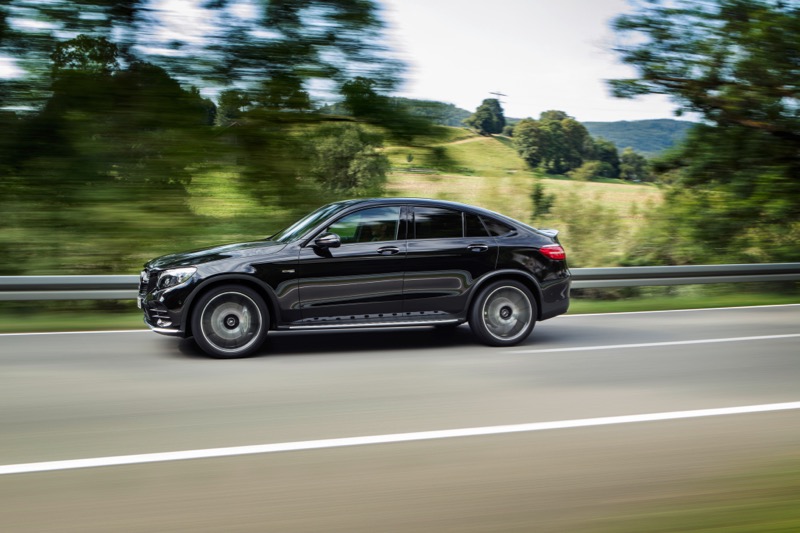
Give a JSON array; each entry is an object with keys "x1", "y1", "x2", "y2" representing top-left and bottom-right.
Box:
[
  {"x1": 467, "y1": 270, "x2": 543, "y2": 320},
  {"x1": 181, "y1": 275, "x2": 280, "y2": 336}
]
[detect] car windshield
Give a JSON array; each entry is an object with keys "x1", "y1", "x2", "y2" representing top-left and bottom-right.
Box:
[{"x1": 269, "y1": 201, "x2": 354, "y2": 243}]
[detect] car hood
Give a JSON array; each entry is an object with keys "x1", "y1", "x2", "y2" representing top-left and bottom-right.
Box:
[{"x1": 145, "y1": 240, "x2": 287, "y2": 270}]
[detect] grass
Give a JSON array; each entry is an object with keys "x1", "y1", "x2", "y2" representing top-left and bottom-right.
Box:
[
  {"x1": 588, "y1": 453, "x2": 800, "y2": 532},
  {"x1": 384, "y1": 128, "x2": 662, "y2": 227},
  {"x1": 568, "y1": 291, "x2": 800, "y2": 314}
]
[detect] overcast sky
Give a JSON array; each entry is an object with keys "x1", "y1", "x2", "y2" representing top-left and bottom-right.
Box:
[
  {"x1": 2, "y1": 0, "x2": 680, "y2": 122},
  {"x1": 382, "y1": 0, "x2": 679, "y2": 122}
]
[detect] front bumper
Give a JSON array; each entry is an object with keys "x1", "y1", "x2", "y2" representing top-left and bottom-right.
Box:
[{"x1": 138, "y1": 270, "x2": 189, "y2": 336}]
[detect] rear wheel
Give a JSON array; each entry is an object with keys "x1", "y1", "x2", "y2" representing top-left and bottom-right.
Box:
[
  {"x1": 469, "y1": 280, "x2": 536, "y2": 347},
  {"x1": 191, "y1": 285, "x2": 269, "y2": 358}
]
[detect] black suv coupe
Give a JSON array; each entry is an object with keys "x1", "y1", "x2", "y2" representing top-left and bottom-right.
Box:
[{"x1": 138, "y1": 198, "x2": 571, "y2": 358}]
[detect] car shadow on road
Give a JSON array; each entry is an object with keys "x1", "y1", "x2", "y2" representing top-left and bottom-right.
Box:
[{"x1": 174, "y1": 324, "x2": 483, "y2": 359}]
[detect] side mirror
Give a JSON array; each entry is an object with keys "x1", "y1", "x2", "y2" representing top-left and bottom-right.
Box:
[{"x1": 314, "y1": 232, "x2": 341, "y2": 249}]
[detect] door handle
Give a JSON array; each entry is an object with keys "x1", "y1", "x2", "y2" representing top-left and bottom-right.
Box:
[
  {"x1": 377, "y1": 246, "x2": 400, "y2": 255},
  {"x1": 467, "y1": 244, "x2": 489, "y2": 253}
]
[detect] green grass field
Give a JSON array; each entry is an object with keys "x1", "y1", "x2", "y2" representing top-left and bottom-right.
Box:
[
  {"x1": 384, "y1": 128, "x2": 662, "y2": 240},
  {"x1": 589, "y1": 452, "x2": 800, "y2": 532}
]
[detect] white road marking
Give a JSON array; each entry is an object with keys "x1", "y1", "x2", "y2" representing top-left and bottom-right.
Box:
[
  {"x1": 511, "y1": 333, "x2": 800, "y2": 354},
  {"x1": 2, "y1": 401, "x2": 799, "y2": 476}
]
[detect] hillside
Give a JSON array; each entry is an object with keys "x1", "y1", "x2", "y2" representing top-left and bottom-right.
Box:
[
  {"x1": 583, "y1": 119, "x2": 694, "y2": 156},
  {"x1": 320, "y1": 96, "x2": 692, "y2": 156},
  {"x1": 386, "y1": 127, "x2": 658, "y2": 213}
]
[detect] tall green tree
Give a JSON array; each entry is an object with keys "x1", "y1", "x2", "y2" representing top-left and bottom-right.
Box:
[
  {"x1": 305, "y1": 123, "x2": 389, "y2": 195},
  {"x1": 513, "y1": 111, "x2": 593, "y2": 174},
  {"x1": 465, "y1": 98, "x2": 506, "y2": 135},
  {"x1": 590, "y1": 138, "x2": 621, "y2": 178},
  {"x1": 611, "y1": 0, "x2": 800, "y2": 263},
  {"x1": 5, "y1": 35, "x2": 214, "y2": 273},
  {"x1": 619, "y1": 147, "x2": 651, "y2": 182},
  {"x1": 339, "y1": 77, "x2": 431, "y2": 142}
]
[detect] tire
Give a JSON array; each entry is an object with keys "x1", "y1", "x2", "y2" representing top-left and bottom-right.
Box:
[
  {"x1": 191, "y1": 285, "x2": 269, "y2": 358},
  {"x1": 469, "y1": 280, "x2": 537, "y2": 347}
]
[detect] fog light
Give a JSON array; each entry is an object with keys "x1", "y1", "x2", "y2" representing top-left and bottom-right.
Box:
[{"x1": 156, "y1": 319, "x2": 172, "y2": 328}]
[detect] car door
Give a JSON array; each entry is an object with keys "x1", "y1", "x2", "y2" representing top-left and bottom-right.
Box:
[
  {"x1": 295, "y1": 205, "x2": 407, "y2": 325},
  {"x1": 403, "y1": 205, "x2": 498, "y2": 316}
]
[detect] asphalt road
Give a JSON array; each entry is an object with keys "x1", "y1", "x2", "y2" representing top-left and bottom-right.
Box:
[{"x1": 1, "y1": 305, "x2": 799, "y2": 532}]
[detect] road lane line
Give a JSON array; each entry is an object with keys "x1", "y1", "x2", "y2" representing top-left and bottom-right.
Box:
[
  {"x1": 511, "y1": 333, "x2": 800, "y2": 354},
  {"x1": 2, "y1": 401, "x2": 799, "y2": 476}
]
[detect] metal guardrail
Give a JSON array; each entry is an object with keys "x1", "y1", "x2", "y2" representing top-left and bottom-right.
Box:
[
  {"x1": 1, "y1": 263, "x2": 799, "y2": 301},
  {"x1": 571, "y1": 263, "x2": 800, "y2": 289}
]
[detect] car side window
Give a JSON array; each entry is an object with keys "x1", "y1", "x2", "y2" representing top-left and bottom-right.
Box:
[
  {"x1": 481, "y1": 216, "x2": 516, "y2": 237},
  {"x1": 327, "y1": 206, "x2": 401, "y2": 244},
  {"x1": 465, "y1": 213, "x2": 489, "y2": 237},
  {"x1": 414, "y1": 207, "x2": 463, "y2": 239}
]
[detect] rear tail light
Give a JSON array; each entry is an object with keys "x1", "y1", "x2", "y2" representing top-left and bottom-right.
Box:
[{"x1": 539, "y1": 244, "x2": 566, "y2": 260}]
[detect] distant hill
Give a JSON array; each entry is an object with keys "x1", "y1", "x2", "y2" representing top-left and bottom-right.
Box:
[
  {"x1": 317, "y1": 98, "x2": 472, "y2": 127},
  {"x1": 583, "y1": 119, "x2": 694, "y2": 156}
]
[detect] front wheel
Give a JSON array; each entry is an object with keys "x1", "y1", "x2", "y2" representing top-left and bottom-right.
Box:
[
  {"x1": 469, "y1": 280, "x2": 537, "y2": 347},
  {"x1": 191, "y1": 285, "x2": 269, "y2": 358}
]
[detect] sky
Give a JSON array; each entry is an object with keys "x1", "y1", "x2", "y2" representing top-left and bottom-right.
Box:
[
  {"x1": 381, "y1": 0, "x2": 679, "y2": 122},
  {"x1": 1, "y1": 0, "x2": 680, "y2": 123}
]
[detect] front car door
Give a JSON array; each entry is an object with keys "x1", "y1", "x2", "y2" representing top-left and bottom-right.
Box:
[
  {"x1": 403, "y1": 205, "x2": 498, "y2": 317},
  {"x1": 295, "y1": 205, "x2": 407, "y2": 325}
]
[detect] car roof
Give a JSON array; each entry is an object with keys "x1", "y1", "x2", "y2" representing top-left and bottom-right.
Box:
[{"x1": 344, "y1": 197, "x2": 511, "y2": 219}]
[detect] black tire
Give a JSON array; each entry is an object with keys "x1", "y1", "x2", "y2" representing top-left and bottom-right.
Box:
[
  {"x1": 469, "y1": 280, "x2": 537, "y2": 347},
  {"x1": 191, "y1": 285, "x2": 269, "y2": 358}
]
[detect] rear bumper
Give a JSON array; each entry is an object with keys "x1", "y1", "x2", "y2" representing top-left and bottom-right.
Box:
[{"x1": 540, "y1": 278, "x2": 571, "y2": 321}]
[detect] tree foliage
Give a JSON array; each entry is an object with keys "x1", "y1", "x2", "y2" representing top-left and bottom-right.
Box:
[
  {"x1": 305, "y1": 123, "x2": 389, "y2": 194},
  {"x1": 611, "y1": 0, "x2": 800, "y2": 263},
  {"x1": 465, "y1": 98, "x2": 506, "y2": 135},
  {"x1": 611, "y1": 0, "x2": 799, "y2": 142},
  {"x1": 513, "y1": 110, "x2": 600, "y2": 175},
  {"x1": 619, "y1": 147, "x2": 652, "y2": 182},
  {"x1": 0, "y1": 0, "x2": 418, "y2": 274}
]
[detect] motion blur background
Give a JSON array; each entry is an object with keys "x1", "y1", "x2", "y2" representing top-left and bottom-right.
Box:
[{"x1": 0, "y1": 0, "x2": 797, "y2": 277}]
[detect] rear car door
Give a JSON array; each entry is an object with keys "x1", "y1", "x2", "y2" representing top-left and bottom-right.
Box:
[{"x1": 403, "y1": 206, "x2": 498, "y2": 316}]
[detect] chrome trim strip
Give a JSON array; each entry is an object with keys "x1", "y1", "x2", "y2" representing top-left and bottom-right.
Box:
[
  {"x1": 288, "y1": 318, "x2": 461, "y2": 330},
  {"x1": 148, "y1": 326, "x2": 182, "y2": 335}
]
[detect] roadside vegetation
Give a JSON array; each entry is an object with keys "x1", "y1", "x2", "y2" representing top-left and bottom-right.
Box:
[
  {"x1": 0, "y1": 0, "x2": 797, "y2": 288},
  {"x1": 589, "y1": 452, "x2": 800, "y2": 532}
]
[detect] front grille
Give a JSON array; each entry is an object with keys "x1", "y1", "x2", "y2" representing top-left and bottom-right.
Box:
[{"x1": 139, "y1": 269, "x2": 158, "y2": 295}]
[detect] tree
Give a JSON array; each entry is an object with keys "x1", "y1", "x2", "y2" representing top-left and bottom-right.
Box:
[
  {"x1": 340, "y1": 77, "x2": 432, "y2": 141},
  {"x1": 305, "y1": 123, "x2": 389, "y2": 195},
  {"x1": 611, "y1": 0, "x2": 799, "y2": 143},
  {"x1": 3, "y1": 35, "x2": 215, "y2": 273},
  {"x1": 591, "y1": 138, "x2": 621, "y2": 178},
  {"x1": 465, "y1": 98, "x2": 506, "y2": 135},
  {"x1": 513, "y1": 111, "x2": 593, "y2": 174},
  {"x1": 619, "y1": 148, "x2": 651, "y2": 182},
  {"x1": 215, "y1": 90, "x2": 250, "y2": 127},
  {"x1": 610, "y1": 0, "x2": 800, "y2": 263},
  {"x1": 530, "y1": 181, "x2": 555, "y2": 218}
]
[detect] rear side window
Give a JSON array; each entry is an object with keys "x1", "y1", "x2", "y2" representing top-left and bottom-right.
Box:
[
  {"x1": 414, "y1": 207, "x2": 463, "y2": 239},
  {"x1": 465, "y1": 213, "x2": 489, "y2": 237},
  {"x1": 481, "y1": 216, "x2": 516, "y2": 237}
]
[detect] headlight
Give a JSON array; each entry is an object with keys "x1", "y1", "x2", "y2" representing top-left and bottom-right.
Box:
[{"x1": 157, "y1": 267, "x2": 196, "y2": 290}]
